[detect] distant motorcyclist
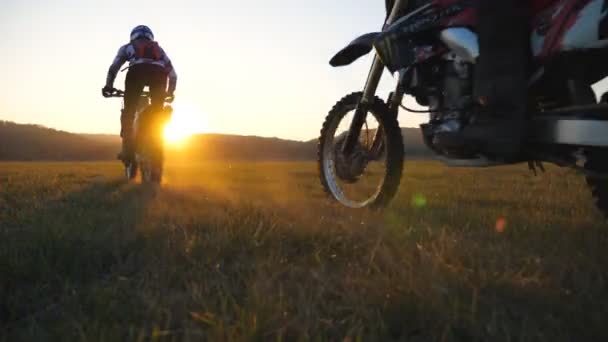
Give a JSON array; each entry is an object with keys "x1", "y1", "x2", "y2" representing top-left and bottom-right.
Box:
[
  {"x1": 385, "y1": 0, "x2": 529, "y2": 158},
  {"x1": 102, "y1": 25, "x2": 178, "y2": 163}
]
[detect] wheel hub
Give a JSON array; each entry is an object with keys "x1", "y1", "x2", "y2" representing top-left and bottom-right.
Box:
[{"x1": 334, "y1": 137, "x2": 369, "y2": 183}]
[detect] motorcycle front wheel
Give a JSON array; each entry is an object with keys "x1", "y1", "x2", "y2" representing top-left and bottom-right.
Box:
[
  {"x1": 125, "y1": 161, "x2": 138, "y2": 181},
  {"x1": 318, "y1": 92, "x2": 404, "y2": 209},
  {"x1": 139, "y1": 151, "x2": 163, "y2": 185},
  {"x1": 136, "y1": 122, "x2": 164, "y2": 185}
]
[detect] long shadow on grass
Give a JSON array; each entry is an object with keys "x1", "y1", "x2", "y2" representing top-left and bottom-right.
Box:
[{"x1": 1, "y1": 179, "x2": 156, "y2": 329}]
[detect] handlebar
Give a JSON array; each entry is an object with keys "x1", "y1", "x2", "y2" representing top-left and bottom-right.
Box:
[
  {"x1": 105, "y1": 88, "x2": 125, "y2": 97},
  {"x1": 103, "y1": 88, "x2": 174, "y2": 102}
]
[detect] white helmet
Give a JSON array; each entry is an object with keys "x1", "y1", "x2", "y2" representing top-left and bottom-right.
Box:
[{"x1": 130, "y1": 25, "x2": 154, "y2": 41}]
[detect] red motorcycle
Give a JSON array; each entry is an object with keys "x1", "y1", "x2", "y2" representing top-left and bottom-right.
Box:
[{"x1": 319, "y1": 0, "x2": 608, "y2": 213}]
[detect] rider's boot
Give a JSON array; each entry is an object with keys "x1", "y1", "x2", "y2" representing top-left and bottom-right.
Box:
[
  {"x1": 434, "y1": 0, "x2": 529, "y2": 160},
  {"x1": 117, "y1": 117, "x2": 135, "y2": 163}
]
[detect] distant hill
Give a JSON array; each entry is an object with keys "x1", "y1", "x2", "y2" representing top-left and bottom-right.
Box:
[
  {"x1": 309, "y1": 127, "x2": 432, "y2": 158},
  {"x1": 184, "y1": 134, "x2": 316, "y2": 161},
  {"x1": 0, "y1": 121, "x2": 432, "y2": 161},
  {"x1": 0, "y1": 121, "x2": 117, "y2": 160},
  {"x1": 401, "y1": 127, "x2": 433, "y2": 158},
  {"x1": 79, "y1": 133, "x2": 122, "y2": 146}
]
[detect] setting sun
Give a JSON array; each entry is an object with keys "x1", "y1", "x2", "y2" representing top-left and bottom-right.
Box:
[{"x1": 163, "y1": 102, "x2": 207, "y2": 145}]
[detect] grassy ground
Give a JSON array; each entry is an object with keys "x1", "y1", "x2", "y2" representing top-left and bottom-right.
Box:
[{"x1": 1, "y1": 161, "x2": 607, "y2": 341}]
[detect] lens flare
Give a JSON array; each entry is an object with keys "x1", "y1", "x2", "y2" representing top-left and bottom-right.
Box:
[
  {"x1": 411, "y1": 193, "x2": 427, "y2": 208},
  {"x1": 495, "y1": 217, "x2": 507, "y2": 233},
  {"x1": 163, "y1": 102, "x2": 207, "y2": 145}
]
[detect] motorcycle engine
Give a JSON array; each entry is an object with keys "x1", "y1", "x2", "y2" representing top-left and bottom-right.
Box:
[
  {"x1": 435, "y1": 55, "x2": 473, "y2": 131},
  {"x1": 401, "y1": 55, "x2": 475, "y2": 154}
]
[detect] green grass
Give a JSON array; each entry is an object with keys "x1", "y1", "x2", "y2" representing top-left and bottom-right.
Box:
[{"x1": 1, "y1": 161, "x2": 607, "y2": 341}]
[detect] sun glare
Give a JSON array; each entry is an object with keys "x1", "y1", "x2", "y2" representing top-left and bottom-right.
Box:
[{"x1": 163, "y1": 102, "x2": 207, "y2": 145}]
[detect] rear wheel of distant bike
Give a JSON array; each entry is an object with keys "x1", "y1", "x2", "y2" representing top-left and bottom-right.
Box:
[
  {"x1": 318, "y1": 92, "x2": 404, "y2": 209},
  {"x1": 140, "y1": 145, "x2": 163, "y2": 184},
  {"x1": 150, "y1": 158, "x2": 163, "y2": 184},
  {"x1": 140, "y1": 160, "x2": 152, "y2": 183},
  {"x1": 585, "y1": 148, "x2": 608, "y2": 218},
  {"x1": 125, "y1": 161, "x2": 138, "y2": 181},
  {"x1": 150, "y1": 136, "x2": 164, "y2": 184}
]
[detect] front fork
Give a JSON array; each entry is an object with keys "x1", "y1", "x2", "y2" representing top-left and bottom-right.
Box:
[
  {"x1": 341, "y1": 0, "x2": 407, "y2": 155},
  {"x1": 371, "y1": 90, "x2": 403, "y2": 157}
]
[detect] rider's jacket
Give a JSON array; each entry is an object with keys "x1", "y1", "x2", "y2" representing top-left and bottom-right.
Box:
[{"x1": 106, "y1": 40, "x2": 178, "y2": 93}]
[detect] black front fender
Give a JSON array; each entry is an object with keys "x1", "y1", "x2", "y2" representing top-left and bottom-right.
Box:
[{"x1": 329, "y1": 32, "x2": 381, "y2": 67}]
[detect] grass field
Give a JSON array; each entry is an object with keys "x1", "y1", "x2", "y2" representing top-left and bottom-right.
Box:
[{"x1": 1, "y1": 161, "x2": 608, "y2": 341}]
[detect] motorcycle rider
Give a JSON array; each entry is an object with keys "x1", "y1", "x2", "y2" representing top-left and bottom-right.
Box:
[
  {"x1": 385, "y1": 0, "x2": 529, "y2": 158},
  {"x1": 102, "y1": 25, "x2": 177, "y2": 163}
]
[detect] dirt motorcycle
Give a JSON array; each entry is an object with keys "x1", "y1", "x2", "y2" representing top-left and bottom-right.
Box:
[
  {"x1": 318, "y1": 0, "x2": 608, "y2": 214},
  {"x1": 105, "y1": 89, "x2": 173, "y2": 184}
]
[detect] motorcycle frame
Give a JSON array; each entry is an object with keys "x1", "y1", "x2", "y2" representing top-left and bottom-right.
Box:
[{"x1": 125, "y1": 93, "x2": 170, "y2": 163}]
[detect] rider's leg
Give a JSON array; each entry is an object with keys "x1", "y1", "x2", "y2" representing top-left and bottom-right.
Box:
[
  {"x1": 437, "y1": 0, "x2": 529, "y2": 159},
  {"x1": 143, "y1": 65, "x2": 169, "y2": 161},
  {"x1": 145, "y1": 65, "x2": 170, "y2": 134},
  {"x1": 475, "y1": 0, "x2": 529, "y2": 121},
  {"x1": 147, "y1": 65, "x2": 168, "y2": 113},
  {"x1": 473, "y1": 0, "x2": 529, "y2": 154},
  {"x1": 121, "y1": 65, "x2": 146, "y2": 162}
]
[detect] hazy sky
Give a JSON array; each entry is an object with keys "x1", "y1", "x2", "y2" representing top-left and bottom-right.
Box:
[{"x1": 0, "y1": 0, "x2": 432, "y2": 141}]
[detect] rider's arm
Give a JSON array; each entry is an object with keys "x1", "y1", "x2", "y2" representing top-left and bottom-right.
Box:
[
  {"x1": 167, "y1": 67, "x2": 177, "y2": 95},
  {"x1": 105, "y1": 45, "x2": 128, "y2": 88},
  {"x1": 161, "y1": 48, "x2": 177, "y2": 94}
]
